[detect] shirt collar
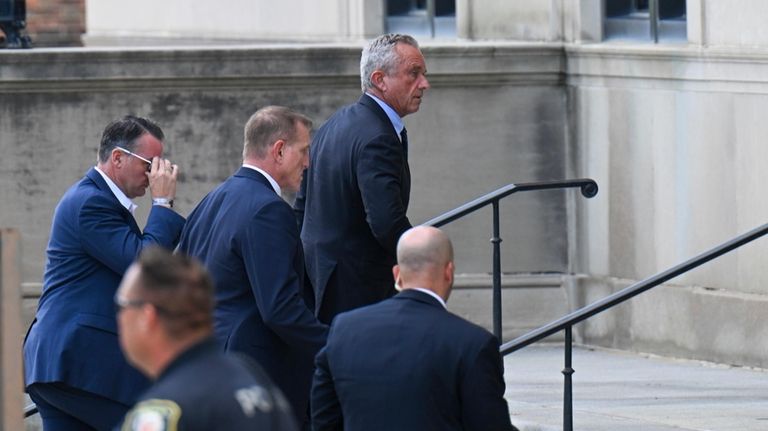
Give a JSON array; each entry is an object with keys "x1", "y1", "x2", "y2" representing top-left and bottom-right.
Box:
[
  {"x1": 410, "y1": 287, "x2": 447, "y2": 309},
  {"x1": 94, "y1": 166, "x2": 138, "y2": 214},
  {"x1": 242, "y1": 164, "x2": 281, "y2": 196},
  {"x1": 365, "y1": 92, "x2": 405, "y2": 137}
]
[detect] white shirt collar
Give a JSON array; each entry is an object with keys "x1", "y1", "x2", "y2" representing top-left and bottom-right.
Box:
[
  {"x1": 365, "y1": 92, "x2": 405, "y2": 137},
  {"x1": 94, "y1": 166, "x2": 138, "y2": 214},
  {"x1": 410, "y1": 287, "x2": 447, "y2": 309},
  {"x1": 242, "y1": 164, "x2": 281, "y2": 196}
]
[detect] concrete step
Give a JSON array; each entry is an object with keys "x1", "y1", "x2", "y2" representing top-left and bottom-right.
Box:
[{"x1": 504, "y1": 345, "x2": 768, "y2": 431}]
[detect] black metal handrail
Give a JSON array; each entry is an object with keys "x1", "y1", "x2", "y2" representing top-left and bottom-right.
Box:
[
  {"x1": 24, "y1": 403, "x2": 37, "y2": 418},
  {"x1": 23, "y1": 178, "x2": 598, "y2": 422},
  {"x1": 500, "y1": 221, "x2": 768, "y2": 431},
  {"x1": 423, "y1": 178, "x2": 598, "y2": 341}
]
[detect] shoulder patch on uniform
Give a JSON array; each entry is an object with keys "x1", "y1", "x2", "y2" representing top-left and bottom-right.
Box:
[{"x1": 121, "y1": 399, "x2": 182, "y2": 431}]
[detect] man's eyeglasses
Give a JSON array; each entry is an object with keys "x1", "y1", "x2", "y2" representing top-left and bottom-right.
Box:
[
  {"x1": 114, "y1": 296, "x2": 147, "y2": 313},
  {"x1": 114, "y1": 295, "x2": 178, "y2": 317},
  {"x1": 116, "y1": 146, "x2": 152, "y2": 172}
]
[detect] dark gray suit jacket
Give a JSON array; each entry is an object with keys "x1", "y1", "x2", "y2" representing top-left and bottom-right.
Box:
[{"x1": 294, "y1": 94, "x2": 411, "y2": 322}]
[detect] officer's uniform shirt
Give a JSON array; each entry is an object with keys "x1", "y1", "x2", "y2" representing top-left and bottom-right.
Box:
[{"x1": 119, "y1": 338, "x2": 297, "y2": 431}]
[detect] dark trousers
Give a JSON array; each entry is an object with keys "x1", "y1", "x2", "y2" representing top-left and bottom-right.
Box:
[{"x1": 27, "y1": 383, "x2": 130, "y2": 431}]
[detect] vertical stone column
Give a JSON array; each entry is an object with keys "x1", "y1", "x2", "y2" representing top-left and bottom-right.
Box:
[{"x1": 0, "y1": 229, "x2": 24, "y2": 431}]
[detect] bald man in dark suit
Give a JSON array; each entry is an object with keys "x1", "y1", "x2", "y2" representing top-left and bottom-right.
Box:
[{"x1": 311, "y1": 226, "x2": 518, "y2": 431}]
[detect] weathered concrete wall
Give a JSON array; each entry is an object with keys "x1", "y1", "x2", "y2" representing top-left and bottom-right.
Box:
[
  {"x1": 456, "y1": 0, "x2": 561, "y2": 41},
  {"x1": 702, "y1": 0, "x2": 768, "y2": 47},
  {"x1": 567, "y1": 44, "x2": 768, "y2": 367},
  {"x1": 0, "y1": 43, "x2": 571, "y2": 336},
  {"x1": 84, "y1": 0, "x2": 386, "y2": 44}
]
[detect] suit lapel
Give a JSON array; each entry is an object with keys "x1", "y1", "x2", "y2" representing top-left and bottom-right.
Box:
[
  {"x1": 85, "y1": 168, "x2": 141, "y2": 232},
  {"x1": 358, "y1": 94, "x2": 411, "y2": 208}
]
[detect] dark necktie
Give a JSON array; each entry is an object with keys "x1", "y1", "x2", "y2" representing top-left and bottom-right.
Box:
[{"x1": 400, "y1": 128, "x2": 409, "y2": 161}]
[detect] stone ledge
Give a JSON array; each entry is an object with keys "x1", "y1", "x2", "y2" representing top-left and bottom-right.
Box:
[
  {"x1": 0, "y1": 42, "x2": 564, "y2": 92},
  {"x1": 449, "y1": 273, "x2": 569, "y2": 344},
  {"x1": 571, "y1": 276, "x2": 768, "y2": 368},
  {"x1": 566, "y1": 43, "x2": 768, "y2": 93}
]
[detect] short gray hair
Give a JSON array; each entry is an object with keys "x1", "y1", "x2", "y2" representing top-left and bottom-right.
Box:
[
  {"x1": 243, "y1": 106, "x2": 313, "y2": 160},
  {"x1": 360, "y1": 34, "x2": 419, "y2": 92}
]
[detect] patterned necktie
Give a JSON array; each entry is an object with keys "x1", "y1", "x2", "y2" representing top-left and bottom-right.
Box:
[{"x1": 400, "y1": 128, "x2": 409, "y2": 161}]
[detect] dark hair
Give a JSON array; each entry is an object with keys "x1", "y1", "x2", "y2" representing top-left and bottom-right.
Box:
[
  {"x1": 98, "y1": 115, "x2": 164, "y2": 163},
  {"x1": 135, "y1": 247, "x2": 215, "y2": 338},
  {"x1": 243, "y1": 106, "x2": 313, "y2": 159}
]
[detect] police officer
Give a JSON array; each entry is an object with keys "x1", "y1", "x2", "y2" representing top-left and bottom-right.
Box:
[{"x1": 115, "y1": 247, "x2": 297, "y2": 431}]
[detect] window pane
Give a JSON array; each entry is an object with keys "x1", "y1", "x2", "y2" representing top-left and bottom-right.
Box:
[
  {"x1": 386, "y1": 0, "x2": 456, "y2": 38},
  {"x1": 659, "y1": 0, "x2": 686, "y2": 20}
]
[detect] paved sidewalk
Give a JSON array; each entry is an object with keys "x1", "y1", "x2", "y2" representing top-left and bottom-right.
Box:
[{"x1": 504, "y1": 345, "x2": 768, "y2": 431}]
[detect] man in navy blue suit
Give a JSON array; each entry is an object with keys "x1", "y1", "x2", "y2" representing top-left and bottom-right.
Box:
[
  {"x1": 23, "y1": 115, "x2": 186, "y2": 430},
  {"x1": 177, "y1": 106, "x2": 328, "y2": 428},
  {"x1": 311, "y1": 226, "x2": 518, "y2": 431},
  {"x1": 115, "y1": 247, "x2": 298, "y2": 431},
  {"x1": 294, "y1": 33, "x2": 430, "y2": 323}
]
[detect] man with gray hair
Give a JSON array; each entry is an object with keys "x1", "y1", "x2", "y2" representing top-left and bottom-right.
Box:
[
  {"x1": 177, "y1": 106, "x2": 327, "y2": 428},
  {"x1": 294, "y1": 33, "x2": 430, "y2": 324},
  {"x1": 311, "y1": 226, "x2": 518, "y2": 431}
]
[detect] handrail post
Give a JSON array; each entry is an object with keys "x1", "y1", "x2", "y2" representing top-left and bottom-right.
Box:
[
  {"x1": 491, "y1": 200, "x2": 502, "y2": 342},
  {"x1": 1, "y1": 229, "x2": 24, "y2": 431},
  {"x1": 563, "y1": 325, "x2": 574, "y2": 431}
]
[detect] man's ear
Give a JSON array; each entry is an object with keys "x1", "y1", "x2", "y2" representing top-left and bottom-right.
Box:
[
  {"x1": 270, "y1": 140, "x2": 286, "y2": 162},
  {"x1": 371, "y1": 70, "x2": 387, "y2": 92},
  {"x1": 392, "y1": 265, "x2": 402, "y2": 291},
  {"x1": 444, "y1": 261, "x2": 454, "y2": 285},
  {"x1": 111, "y1": 148, "x2": 124, "y2": 167}
]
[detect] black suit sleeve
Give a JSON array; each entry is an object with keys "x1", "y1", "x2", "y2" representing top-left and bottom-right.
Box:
[
  {"x1": 356, "y1": 134, "x2": 412, "y2": 254},
  {"x1": 461, "y1": 336, "x2": 518, "y2": 431}
]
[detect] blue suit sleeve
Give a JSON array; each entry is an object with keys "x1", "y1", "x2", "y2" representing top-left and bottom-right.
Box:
[
  {"x1": 241, "y1": 200, "x2": 328, "y2": 355},
  {"x1": 79, "y1": 194, "x2": 185, "y2": 275},
  {"x1": 461, "y1": 336, "x2": 518, "y2": 431},
  {"x1": 311, "y1": 343, "x2": 342, "y2": 431},
  {"x1": 356, "y1": 134, "x2": 412, "y2": 254}
]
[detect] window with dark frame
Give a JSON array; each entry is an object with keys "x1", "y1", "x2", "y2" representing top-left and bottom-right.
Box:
[
  {"x1": 604, "y1": 0, "x2": 686, "y2": 43},
  {"x1": 386, "y1": 0, "x2": 456, "y2": 38}
]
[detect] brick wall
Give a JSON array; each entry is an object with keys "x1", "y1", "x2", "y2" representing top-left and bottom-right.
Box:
[{"x1": 24, "y1": 0, "x2": 85, "y2": 47}]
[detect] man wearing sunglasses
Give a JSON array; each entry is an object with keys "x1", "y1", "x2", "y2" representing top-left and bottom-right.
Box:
[{"x1": 23, "y1": 115, "x2": 186, "y2": 430}]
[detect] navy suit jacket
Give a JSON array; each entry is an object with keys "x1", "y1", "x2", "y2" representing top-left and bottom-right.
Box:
[
  {"x1": 311, "y1": 289, "x2": 517, "y2": 431},
  {"x1": 177, "y1": 167, "x2": 328, "y2": 423},
  {"x1": 294, "y1": 94, "x2": 411, "y2": 321},
  {"x1": 23, "y1": 168, "x2": 185, "y2": 405}
]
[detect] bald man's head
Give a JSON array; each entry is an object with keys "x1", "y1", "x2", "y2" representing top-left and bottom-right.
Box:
[
  {"x1": 394, "y1": 226, "x2": 455, "y2": 300},
  {"x1": 397, "y1": 226, "x2": 453, "y2": 272}
]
